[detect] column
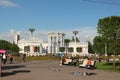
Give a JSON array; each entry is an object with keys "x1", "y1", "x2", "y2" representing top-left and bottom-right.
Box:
[
  {"x1": 40, "y1": 43, "x2": 42, "y2": 53},
  {"x1": 48, "y1": 35, "x2": 51, "y2": 53}
]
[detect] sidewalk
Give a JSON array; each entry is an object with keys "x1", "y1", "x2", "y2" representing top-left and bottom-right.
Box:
[{"x1": 0, "y1": 60, "x2": 120, "y2": 80}]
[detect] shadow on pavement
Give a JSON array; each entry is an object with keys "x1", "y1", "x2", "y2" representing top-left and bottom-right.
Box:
[
  {"x1": 70, "y1": 72, "x2": 97, "y2": 76},
  {"x1": 2, "y1": 65, "x2": 27, "y2": 70},
  {"x1": 2, "y1": 70, "x2": 31, "y2": 77}
]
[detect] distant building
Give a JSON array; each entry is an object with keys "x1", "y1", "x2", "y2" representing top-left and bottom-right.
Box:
[
  {"x1": 14, "y1": 30, "x2": 88, "y2": 56},
  {"x1": 68, "y1": 41, "x2": 88, "y2": 56},
  {"x1": 17, "y1": 37, "x2": 48, "y2": 56},
  {"x1": 48, "y1": 32, "x2": 65, "y2": 54},
  {"x1": 14, "y1": 34, "x2": 20, "y2": 44},
  {"x1": 66, "y1": 31, "x2": 88, "y2": 56}
]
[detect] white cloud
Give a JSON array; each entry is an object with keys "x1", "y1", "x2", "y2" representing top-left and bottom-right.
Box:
[
  {"x1": 0, "y1": 0, "x2": 18, "y2": 7},
  {"x1": 80, "y1": 27, "x2": 98, "y2": 43},
  {"x1": 64, "y1": 26, "x2": 98, "y2": 43},
  {"x1": 0, "y1": 32, "x2": 13, "y2": 42},
  {"x1": 0, "y1": 27, "x2": 98, "y2": 43}
]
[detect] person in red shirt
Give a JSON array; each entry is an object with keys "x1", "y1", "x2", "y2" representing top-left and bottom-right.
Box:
[
  {"x1": 9, "y1": 54, "x2": 14, "y2": 64},
  {"x1": 86, "y1": 58, "x2": 92, "y2": 69}
]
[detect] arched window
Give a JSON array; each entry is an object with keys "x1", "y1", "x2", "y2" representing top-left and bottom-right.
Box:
[
  {"x1": 68, "y1": 47, "x2": 73, "y2": 52},
  {"x1": 34, "y1": 46, "x2": 40, "y2": 52},
  {"x1": 76, "y1": 47, "x2": 82, "y2": 52},
  {"x1": 24, "y1": 46, "x2": 30, "y2": 52},
  {"x1": 59, "y1": 47, "x2": 65, "y2": 52}
]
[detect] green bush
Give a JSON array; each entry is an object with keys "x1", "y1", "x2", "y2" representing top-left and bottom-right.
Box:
[{"x1": 26, "y1": 55, "x2": 59, "y2": 61}]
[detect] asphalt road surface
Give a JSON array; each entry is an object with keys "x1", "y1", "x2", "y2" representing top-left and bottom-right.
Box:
[{"x1": 1, "y1": 60, "x2": 120, "y2": 80}]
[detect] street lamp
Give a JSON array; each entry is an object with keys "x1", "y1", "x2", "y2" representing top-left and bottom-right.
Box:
[
  {"x1": 29, "y1": 28, "x2": 35, "y2": 35},
  {"x1": 73, "y1": 31, "x2": 79, "y2": 43}
]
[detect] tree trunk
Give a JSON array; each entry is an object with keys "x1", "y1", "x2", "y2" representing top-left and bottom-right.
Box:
[{"x1": 113, "y1": 39, "x2": 116, "y2": 70}]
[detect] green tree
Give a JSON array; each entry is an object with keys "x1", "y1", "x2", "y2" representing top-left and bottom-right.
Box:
[
  {"x1": 97, "y1": 16, "x2": 120, "y2": 70},
  {"x1": 0, "y1": 40, "x2": 19, "y2": 54},
  {"x1": 88, "y1": 41, "x2": 94, "y2": 53},
  {"x1": 71, "y1": 36, "x2": 80, "y2": 42},
  {"x1": 93, "y1": 36, "x2": 106, "y2": 55}
]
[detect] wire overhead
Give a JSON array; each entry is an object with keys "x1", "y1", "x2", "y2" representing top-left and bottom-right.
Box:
[{"x1": 82, "y1": 0, "x2": 120, "y2": 6}]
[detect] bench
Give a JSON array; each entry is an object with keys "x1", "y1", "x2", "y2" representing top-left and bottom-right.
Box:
[
  {"x1": 62, "y1": 59, "x2": 72, "y2": 65},
  {"x1": 79, "y1": 59, "x2": 96, "y2": 69}
]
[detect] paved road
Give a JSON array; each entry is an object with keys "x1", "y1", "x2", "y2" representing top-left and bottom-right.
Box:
[{"x1": 0, "y1": 60, "x2": 120, "y2": 80}]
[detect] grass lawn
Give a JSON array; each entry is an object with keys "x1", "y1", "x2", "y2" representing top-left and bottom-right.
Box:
[{"x1": 95, "y1": 62, "x2": 120, "y2": 72}]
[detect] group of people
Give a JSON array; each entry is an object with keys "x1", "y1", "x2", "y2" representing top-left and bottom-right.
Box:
[
  {"x1": 0, "y1": 53, "x2": 26, "y2": 65},
  {"x1": 1, "y1": 54, "x2": 14, "y2": 65},
  {"x1": 61, "y1": 55, "x2": 93, "y2": 69}
]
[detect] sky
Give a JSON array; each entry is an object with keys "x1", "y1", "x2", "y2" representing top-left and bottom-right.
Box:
[{"x1": 0, "y1": 0, "x2": 120, "y2": 43}]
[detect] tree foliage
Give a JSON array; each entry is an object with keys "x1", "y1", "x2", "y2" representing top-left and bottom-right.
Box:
[
  {"x1": 93, "y1": 36, "x2": 105, "y2": 54},
  {"x1": 95, "y1": 16, "x2": 120, "y2": 55},
  {"x1": 64, "y1": 39, "x2": 70, "y2": 44},
  {"x1": 0, "y1": 40, "x2": 19, "y2": 53},
  {"x1": 71, "y1": 36, "x2": 80, "y2": 42},
  {"x1": 88, "y1": 41, "x2": 94, "y2": 53},
  {"x1": 98, "y1": 16, "x2": 120, "y2": 40},
  {"x1": 94, "y1": 16, "x2": 120, "y2": 70}
]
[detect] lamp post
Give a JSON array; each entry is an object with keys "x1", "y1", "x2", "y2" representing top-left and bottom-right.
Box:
[
  {"x1": 29, "y1": 28, "x2": 35, "y2": 40},
  {"x1": 73, "y1": 31, "x2": 79, "y2": 43},
  {"x1": 29, "y1": 28, "x2": 35, "y2": 35}
]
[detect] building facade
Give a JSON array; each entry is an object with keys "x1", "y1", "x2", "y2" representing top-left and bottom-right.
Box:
[
  {"x1": 48, "y1": 32, "x2": 65, "y2": 54},
  {"x1": 68, "y1": 42, "x2": 88, "y2": 56},
  {"x1": 15, "y1": 31, "x2": 88, "y2": 56},
  {"x1": 16, "y1": 36, "x2": 48, "y2": 56}
]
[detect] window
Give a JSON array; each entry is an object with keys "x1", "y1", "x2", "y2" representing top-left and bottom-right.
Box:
[
  {"x1": 24, "y1": 46, "x2": 30, "y2": 52},
  {"x1": 68, "y1": 47, "x2": 73, "y2": 52},
  {"x1": 34, "y1": 46, "x2": 40, "y2": 52},
  {"x1": 76, "y1": 47, "x2": 82, "y2": 52},
  {"x1": 59, "y1": 47, "x2": 65, "y2": 52}
]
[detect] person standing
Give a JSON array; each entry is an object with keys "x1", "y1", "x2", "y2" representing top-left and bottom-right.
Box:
[
  {"x1": 22, "y1": 54, "x2": 26, "y2": 62},
  {"x1": 58, "y1": 52, "x2": 63, "y2": 66},
  {"x1": 2, "y1": 54, "x2": 7, "y2": 65},
  {"x1": 9, "y1": 54, "x2": 14, "y2": 64}
]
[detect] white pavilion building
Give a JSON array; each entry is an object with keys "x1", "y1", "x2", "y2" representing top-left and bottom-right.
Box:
[{"x1": 14, "y1": 29, "x2": 88, "y2": 56}]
